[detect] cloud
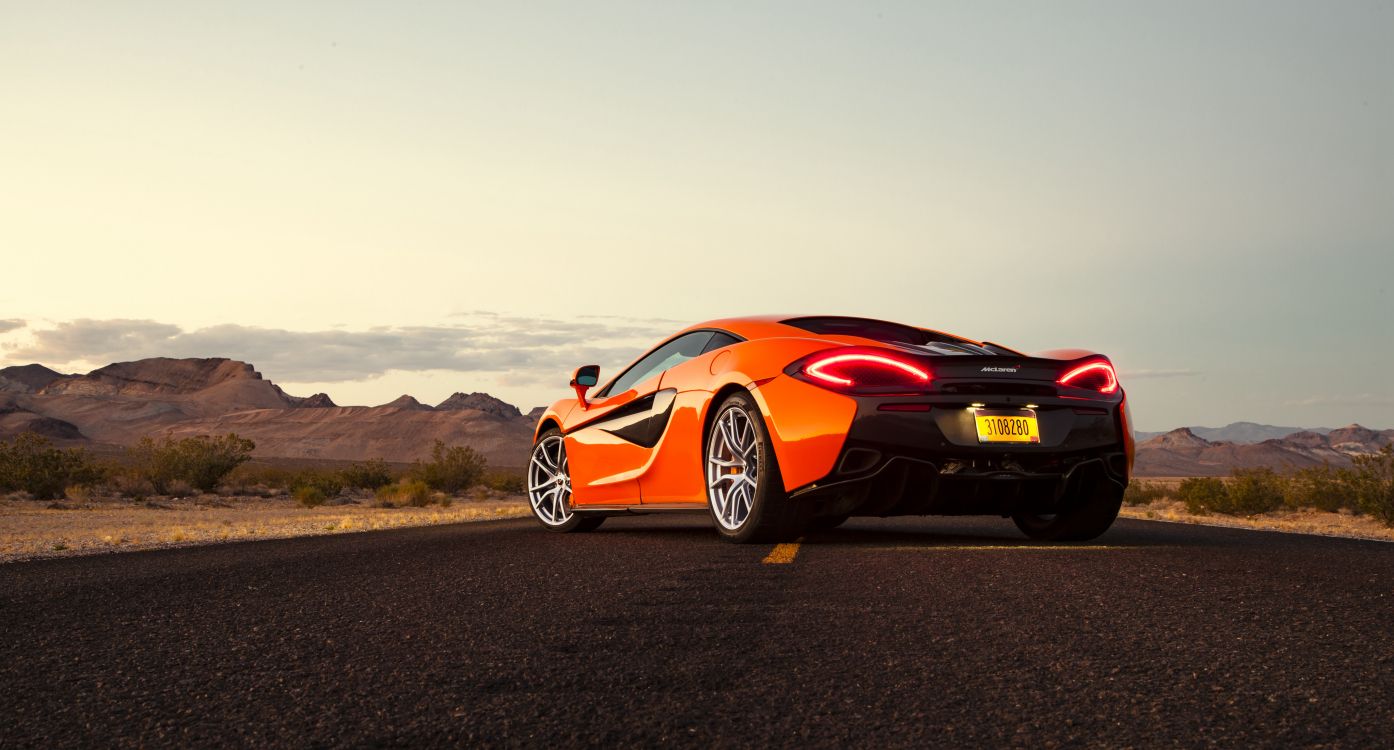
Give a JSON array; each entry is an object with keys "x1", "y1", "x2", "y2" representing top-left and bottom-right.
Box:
[
  {"x1": 1119, "y1": 368, "x2": 1201, "y2": 380},
  {"x1": 0, "y1": 319, "x2": 25, "y2": 334},
  {"x1": 1284, "y1": 394, "x2": 1394, "y2": 407},
  {"x1": 8, "y1": 315, "x2": 679, "y2": 383}
]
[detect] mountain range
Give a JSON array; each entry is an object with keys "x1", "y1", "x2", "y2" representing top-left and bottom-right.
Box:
[
  {"x1": 0, "y1": 358, "x2": 537, "y2": 467},
  {"x1": 3, "y1": 357, "x2": 1389, "y2": 477},
  {"x1": 1134, "y1": 425, "x2": 1393, "y2": 477},
  {"x1": 1133, "y1": 422, "x2": 1335, "y2": 443}
]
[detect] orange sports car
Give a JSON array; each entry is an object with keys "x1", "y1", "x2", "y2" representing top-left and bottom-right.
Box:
[{"x1": 528, "y1": 315, "x2": 1134, "y2": 543}]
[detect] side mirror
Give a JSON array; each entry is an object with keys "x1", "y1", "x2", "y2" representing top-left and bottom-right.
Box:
[{"x1": 570, "y1": 365, "x2": 600, "y2": 409}]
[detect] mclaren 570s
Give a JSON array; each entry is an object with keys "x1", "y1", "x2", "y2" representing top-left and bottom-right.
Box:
[{"x1": 528, "y1": 315, "x2": 1134, "y2": 543}]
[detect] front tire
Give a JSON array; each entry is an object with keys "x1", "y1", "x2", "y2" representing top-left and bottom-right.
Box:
[
  {"x1": 704, "y1": 393, "x2": 806, "y2": 543},
  {"x1": 527, "y1": 429, "x2": 604, "y2": 533},
  {"x1": 1012, "y1": 480, "x2": 1123, "y2": 542}
]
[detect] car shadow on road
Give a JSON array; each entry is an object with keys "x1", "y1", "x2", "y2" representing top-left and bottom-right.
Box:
[
  {"x1": 800, "y1": 517, "x2": 1202, "y2": 549},
  {"x1": 576, "y1": 514, "x2": 1207, "y2": 548}
]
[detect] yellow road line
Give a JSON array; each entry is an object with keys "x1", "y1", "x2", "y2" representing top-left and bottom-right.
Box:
[{"x1": 762, "y1": 540, "x2": 803, "y2": 564}]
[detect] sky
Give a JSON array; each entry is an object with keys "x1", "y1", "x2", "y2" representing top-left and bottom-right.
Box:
[{"x1": 1, "y1": 1, "x2": 1390, "y2": 430}]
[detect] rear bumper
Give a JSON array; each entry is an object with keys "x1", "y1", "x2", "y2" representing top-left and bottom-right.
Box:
[{"x1": 791, "y1": 394, "x2": 1130, "y2": 518}]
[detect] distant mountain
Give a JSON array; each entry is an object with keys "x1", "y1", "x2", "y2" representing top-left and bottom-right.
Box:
[
  {"x1": 436, "y1": 392, "x2": 522, "y2": 419},
  {"x1": 378, "y1": 395, "x2": 433, "y2": 411},
  {"x1": 0, "y1": 394, "x2": 83, "y2": 441},
  {"x1": 0, "y1": 364, "x2": 67, "y2": 394},
  {"x1": 1327, "y1": 424, "x2": 1391, "y2": 453},
  {"x1": 1134, "y1": 421, "x2": 1334, "y2": 444},
  {"x1": 1135, "y1": 425, "x2": 1393, "y2": 477},
  {"x1": 294, "y1": 393, "x2": 338, "y2": 408},
  {"x1": 1, "y1": 358, "x2": 534, "y2": 467}
]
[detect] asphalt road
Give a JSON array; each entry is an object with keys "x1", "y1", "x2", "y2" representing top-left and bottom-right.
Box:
[{"x1": 2, "y1": 515, "x2": 1392, "y2": 748}]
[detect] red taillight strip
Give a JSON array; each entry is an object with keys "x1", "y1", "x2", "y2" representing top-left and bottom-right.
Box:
[
  {"x1": 1057, "y1": 361, "x2": 1119, "y2": 394},
  {"x1": 805, "y1": 353, "x2": 932, "y2": 387}
]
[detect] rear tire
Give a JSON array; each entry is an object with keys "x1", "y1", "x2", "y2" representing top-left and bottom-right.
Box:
[
  {"x1": 1012, "y1": 480, "x2": 1123, "y2": 542},
  {"x1": 527, "y1": 429, "x2": 606, "y2": 534},
  {"x1": 704, "y1": 392, "x2": 807, "y2": 543}
]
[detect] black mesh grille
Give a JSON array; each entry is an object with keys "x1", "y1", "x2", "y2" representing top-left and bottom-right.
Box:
[{"x1": 939, "y1": 382, "x2": 1057, "y2": 397}]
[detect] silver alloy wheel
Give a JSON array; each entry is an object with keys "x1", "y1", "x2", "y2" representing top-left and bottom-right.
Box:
[
  {"x1": 707, "y1": 405, "x2": 759, "y2": 531},
  {"x1": 528, "y1": 435, "x2": 573, "y2": 526}
]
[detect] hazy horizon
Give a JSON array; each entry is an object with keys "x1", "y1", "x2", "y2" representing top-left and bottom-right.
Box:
[{"x1": 2, "y1": 2, "x2": 1390, "y2": 431}]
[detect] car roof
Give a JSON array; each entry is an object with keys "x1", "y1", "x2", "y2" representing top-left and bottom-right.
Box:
[{"x1": 679, "y1": 315, "x2": 983, "y2": 346}]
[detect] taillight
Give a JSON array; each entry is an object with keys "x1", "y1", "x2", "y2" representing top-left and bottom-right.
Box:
[
  {"x1": 1058, "y1": 361, "x2": 1118, "y2": 394},
  {"x1": 790, "y1": 348, "x2": 932, "y2": 394}
]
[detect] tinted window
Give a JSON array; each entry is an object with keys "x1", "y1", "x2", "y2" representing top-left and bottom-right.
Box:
[
  {"x1": 601, "y1": 331, "x2": 714, "y2": 396},
  {"x1": 782, "y1": 315, "x2": 983, "y2": 347},
  {"x1": 702, "y1": 332, "x2": 741, "y2": 353},
  {"x1": 783, "y1": 316, "x2": 930, "y2": 344}
]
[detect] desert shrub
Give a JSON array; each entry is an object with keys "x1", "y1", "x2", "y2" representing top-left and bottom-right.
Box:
[
  {"x1": 293, "y1": 485, "x2": 327, "y2": 507},
  {"x1": 1176, "y1": 476, "x2": 1229, "y2": 515},
  {"x1": 64, "y1": 484, "x2": 94, "y2": 503},
  {"x1": 483, "y1": 470, "x2": 526, "y2": 494},
  {"x1": 128, "y1": 434, "x2": 255, "y2": 494},
  {"x1": 216, "y1": 477, "x2": 273, "y2": 498},
  {"x1": 290, "y1": 469, "x2": 344, "y2": 498},
  {"x1": 1284, "y1": 464, "x2": 1354, "y2": 513},
  {"x1": 225, "y1": 465, "x2": 296, "y2": 492},
  {"x1": 1349, "y1": 446, "x2": 1394, "y2": 526},
  {"x1": 217, "y1": 464, "x2": 271, "y2": 496},
  {"x1": 164, "y1": 479, "x2": 197, "y2": 498},
  {"x1": 1123, "y1": 480, "x2": 1168, "y2": 506},
  {"x1": 412, "y1": 440, "x2": 486, "y2": 494},
  {"x1": 0, "y1": 433, "x2": 104, "y2": 500},
  {"x1": 110, "y1": 472, "x2": 157, "y2": 501},
  {"x1": 375, "y1": 479, "x2": 431, "y2": 508},
  {"x1": 1222, "y1": 467, "x2": 1286, "y2": 515},
  {"x1": 339, "y1": 459, "x2": 395, "y2": 490}
]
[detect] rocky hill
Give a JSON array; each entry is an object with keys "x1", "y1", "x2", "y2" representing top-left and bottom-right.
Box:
[
  {"x1": 436, "y1": 392, "x2": 522, "y2": 419},
  {"x1": 0, "y1": 394, "x2": 83, "y2": 441},
  {"x1": 378, "y1": 395, "x2": 433, "y2": 411},
  {"x1": 1135, "y1": 425, "x2": 1393, "y2": 476},
  {"x1": 0, "y1": 364, "x2": 67, "y2": 393},
  {"x1": 0, "y1": 358, "x2": 537, "y2": 467},
  {"x1": 1133, "y1": 421, "x2": 1334, "y2": 443},
  {"x1": 295, "y1": 393, "x2": 338, "y2": 408}
]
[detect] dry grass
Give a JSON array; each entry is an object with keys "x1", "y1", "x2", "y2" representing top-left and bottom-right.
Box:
[
  {"x1": 1119, "y1": 499, "x2": 1394, "y2": 543},
  {"x1": 10, "y1": 479, "x2": 1387, "y2": 563},
  {"x1": 0, "y1": 492, "x2": 530, "y2": 563}
]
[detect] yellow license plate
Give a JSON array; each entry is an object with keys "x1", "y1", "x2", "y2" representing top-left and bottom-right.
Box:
[{"x1": 974, "y1": 410, "x2": 1040, "y2": 444}]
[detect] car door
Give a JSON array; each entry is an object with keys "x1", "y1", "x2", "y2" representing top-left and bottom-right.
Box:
[
  {"x1": 639, "y1": 332, "x2": 743, "y2": 505},
  {"x1": 563, "y1": 331, "x2": 714, "y2": 506}
]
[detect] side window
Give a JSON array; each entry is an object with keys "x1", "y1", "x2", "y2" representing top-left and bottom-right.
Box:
[
  {"x1": 702, "y1": 332, "x2": 741, "y2": 353},
  {"x1": 600, "y1": 332, "x2": 715, "y2": 396}
]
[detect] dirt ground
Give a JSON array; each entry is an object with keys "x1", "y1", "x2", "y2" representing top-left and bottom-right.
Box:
[
  {"x1": 0, "y1": 492, "x2": 532, "y2": 563},
  {"x1": 5, "y1": 489, "x2": 1391, "y2": 564},
  {"x1": 1119, "y1": 499, "x2": 1394, "y2": 543}
]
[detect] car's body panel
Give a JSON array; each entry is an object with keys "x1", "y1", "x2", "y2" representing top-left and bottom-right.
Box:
[
  {"x1": 530, "y1": 314, "x2": 1131, "y2": 516},
  {"x1": 636, "y1": 390, "x2": 709, "y2": 504},
  {"x1": 565, "y1": 425, "x2": 645, "y2": 506},
  {"x1": 748, "y1": 376, "x2": 858, "y2": 491},
  {"x1": 560, "y1": 371, "x2": 664, "y2": 505},
  {"x1": 1120, "y1": 395, "x2": 1136, "y2": 476}
]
